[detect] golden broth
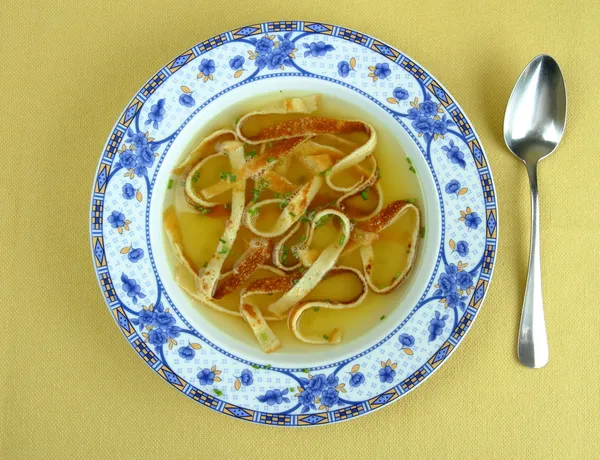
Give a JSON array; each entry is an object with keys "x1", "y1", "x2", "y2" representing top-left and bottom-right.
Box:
[{"x1": 166, "y1": 93, "x2": 424, "y2": 351}]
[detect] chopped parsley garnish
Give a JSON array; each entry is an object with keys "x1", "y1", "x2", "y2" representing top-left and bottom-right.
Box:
[
  {"x1": 203, "y1": 262, "x2": 208, "y2": 268},
  {"x1": 394, "y1": 272, "x2": 401, "y2": 280},
  {"x1": 220, "y1": 171, "x2": 236, "y2": 182},
  {"x1": 284, "y1": 191, "x2": 293, "y2": 199},
  {"x1": 318, "y1": 167, "x2": 332, "y2": 176},
  {"x1": 218, "y1": 245, "x2": 228, "y2": 254},
  {"x1": 245, "y1": 149, "x2": 257, "y2": 160},
  {"x1": 313, "y1": 307, "x2": 320, "y2": 312},
  {"x1": 360, "y1": 189, "x2": 369, "y2": 201},
  {"x1": 339, "y1": 234, "x2": 346, "y2": 245},
  {"x1": 376, "y1": 168, "x2": 381, "y2": 180},
  {"x1": 194, "y1": 205, "x2": 212, "y2": 214},
  {"x1": 191, "y1": 171, "x2": 200, "y2": 183},
  {"x1": 235, "y1": 116, "x2": 241, "y2": 124},
  {"x1": 409, "y1": 165, "x2": 416, "y2": 174},
  {"x1": 292, "y1": 278, "x2": 299, "y2": 285},
  {"x1": 406, "y1": 157, "x2": 413, "y2": 165},
  {"x1": 251, "y1": 364, "x2": 260, "y2": 369},
  {"x1": 264, "y1": 364, "x2": 272, "y2": 370},
  {"x1": 419, "y1": 226, "x2": 426, "y2": 238},
  {"x1": 278, "y1": 201, "x2": 288, "y2": 209},
  {"x1": 301, "y1": 209, "x2": 316, "y2": 223},
  {"x1": 406, "y1": 198, "x2": 417, "y2": 204},
  {"x1": 289, "y1": 211, "x2": 296, "y2": 218},
  {"x1": 219, "y1": 238, "x2": 226, "y2": 244},
  {"x1": 260, "y1": 332, "x2": 268, "y2": 342},
  {"x1": 380, "y1": 315, "x2": 386, "y2": 320},
  {"x1": 323, "y1": 335, "x2": 329, "y2": 341},
  {"x1": 267, "y1": 157, "x2": 275, "y2": 163},
  {"x1": 167, "y1": 179, "x2": 173, "y2": 189},
  {"x1": 247, "y1": 207, "x2": 260, "y2": 216},
  {"x1": 299, "y1": 234, "x2": 307, "y2": 242},
  {"x1": 302, "y1": 368, "x2": 310, "y2": 373},
  {"x1": 213, "y1": 389, "x2": 223, "y2": 396},
  {"x1": 281, "y1": 245, "x2": 288, "y2": 263},
  {"x1": 315, "y1": 215, "x2": 330, "y2": 228}
]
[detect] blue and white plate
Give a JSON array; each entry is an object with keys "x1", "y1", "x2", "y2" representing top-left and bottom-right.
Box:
[{"x1": 90, "y1": 21, "x2": 498, "y2": 426}]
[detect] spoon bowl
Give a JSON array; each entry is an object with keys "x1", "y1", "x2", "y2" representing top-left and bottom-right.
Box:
[{"x1": 504, "y1": 55, "x2": 567, "y2": 164}]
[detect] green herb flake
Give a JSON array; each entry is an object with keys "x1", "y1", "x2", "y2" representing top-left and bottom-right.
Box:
[
  {"x1": 235, "y1": 116, "x2": 241, "y2": 124},
  {"x1": 281, "y1": 245, "x2": 288, "y2": 263},
  {"x1": 218, "y1": 246, "x2": 228, "y2": 255},
  {"x1": 292, "y1": 278, "x2": 299, "y2": 285},
  {"x1": 339, "y1": 234, "x2": 346, "y2": 246},
  {"x1": 264, "y1": 364, "x2": 272, "y2": 370},
  {"x1": 406, "y1": 157, "x2": 413, "y2": 165},
  {"x1": 318, "y1": 167, "x2": 332, "y2": 177},
  {"x1": 248, "y1": 207, "x2": 260, "y2": 216},
  {"x1": 289, "y1": 387, "x2": 295, "y2": 392},
  {"x1": 267, "y1": 157, "x2": 276, "y2": 163},
  {"x1": 406, "y1": 198, "x2": 417, "y2": 204},
  {"x1": 213, "y1": 389, "x2": 223, "y2": 396},
  {"x1": 302, "y1": 368, "x2": 310, "y2": 373},
  {"x1": 203, "y1": 262, "x2": 208, "y2": 268},
  {"x1": 380, "y1": 315, "x2": 386, "y2": 320},
  {"x1": 251, "y1": 364, "x2": 260, "y2": 369},
  {"x1": 191, "y1": 171, "x2": 200, "y2": 183},
  {"x1": 245, "y1": 149, "x2": 257, "y2": 160},
  {"x1": 313, "y1": 307, "x2": 320, "y2": 312},
  {"x1": 323, "y1": 335, "x2": 329, "y2": 341},
  {"x1": 219, "y1": 238, "x2": 226, "y2": 244},
  {"x1": 360, "y1": 189, "x2": 369, "y2": 201},
  {"x1": 230, "y1": 174, "x2": 236, "y2": 182},
  {"x1": 419, "y1": 226, "x2": 426, "y2": 238},
  {"x1": 167, "y1": 179, "x2": 174, "y2": 189},
  {"x1": 409, "y1": 165, "x2": 416, "y2": 174},
  {"x1": 260, "y1": 332, "x2": 268, "y2": 342},
  {"x1": 376, "y1": 168, "x2": 381, "y2": 180},
  {"x1": 289, "y1": 211, "x2": 296, "y2": 218},
  {"x1": 299, "y1": 235, "x2": 307, "y2": 242},
  {"x1": 278, "y1": 201, "x2": 288, "y2": 209}
]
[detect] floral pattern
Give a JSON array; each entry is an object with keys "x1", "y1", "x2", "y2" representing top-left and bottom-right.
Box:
[{"x1": 91, "y1": 24, "x2": 496, "y2": 425}]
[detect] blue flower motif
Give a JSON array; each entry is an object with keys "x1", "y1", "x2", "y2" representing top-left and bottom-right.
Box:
[
  {"x1": 437, "y1": 272, "x2": 456, "y2": 294},
  {"x1": 374, "y1": 62, "x2": 391, "y2": 79},
  {"x1": 254, "y1": 54, "x2": 268, "y2": 70},
  {"x1": 125, "y1": 129, "x2": 148, "y2": 149},
  {"x1": 306, "y1": 374, "x2": 327, "y2": 395},
  {"x1": 432, "y1": 117, "x2": 451, "y2": 137},
  {"x1": 428, "y1": 311, "x2": 449, "y2": 342},
  {"x1": 412, "y1": 115, "x2": 434, "y2": 136},
  {"x1": 393, "y1": 87, "x2": 409, "y2": 100},
  {"x1": 406, "y1": 107, "x2": 420, "y2": 120},
  {"x1": 337, "y1": 61, "x2": 351, "y2": 77},
  {"x1": 266, "y1": 49, "x2": 291, "y2": 69},
  {"x1": 197, "y1": 368, "x2": 215, "y2": 385},
  {"x1": 321, "y1": 388, "x2": 340, "y2": 407},
  {"x1": 326, "y1": 374, "x2": 339, "y2": 389},
  {"x1": 464, "y1": 211, "x2": 482, "y2": 230},
  {"x1": 446, "y1": 291, "x2": 467, "y2": 310},
  {"x1": 303, "y1": 41, "x2": 334, "y2": 57},
  {"x1": 122, "y1": 183, "x2": 135, "y2": 200},
  {"x1": 442, "y1": 140, "x2": 466, "y2": 169},
  {"x1": 419, "y1": 98, "x2": 438, "y2": 117},
  {"x1": 255, "y1": 37, "x2": 274, "y2": 55},
  {"x1": 445, "y1": 180, "x2": 461, "y2": 194},
  {"x1": 178, "y1": 345, "x2": 195, "y2": 361},
  {"x1": 137, "y1": 144, "x2": 157, "y2": 168},
  {"x1": 379, "y1": 365, "x2": 396, "y2": 383},
  {"x1": 298, "y1": 390, "x2": 316, "y2": 413},
  {"x1": 198, "y1": 58, "x2": 215, "y2": 76},
  {"x1": 131, "y1": 308, "x2": 154, "y2": 329},
  {"x1": 399, "y1": 333, "x2": 415, "y2": 347},
  {"x1": 179, "y1": 93, "x2": 195, "y2": 107},
  {"x1": 121, "y1": 273, "x2": 145, "y2": 304},
  {"x1": 127, "y1": 247, "x2": 144, "y2": 263},
  {"x1": 108, "y1": 211, "x2": 125, "y2": 228},
  {"x1": 445, "y1": 264, "x2": 459, "y2": 276},
  {"x1": 148, "y1": 328, "x2": 168, "y2": 347},
  {"x1": 229, "y1": 55, "x2": 245, "y2": 70},
  {"x1": 349, "y1": 372, "x2": 365, "y2": 388},
  {"x1": 120, "y1": 151, "x2": 137, "y2": 169},
  {"x1": 145, "y1": 98, "x2": 165, "y2": 129},
  {"x1": 257, "y1": 388, "x2": 290, "y2": 405},
  {"x1": 240, "y1": 369, "x2": 253, "y2": 386},
  {"x1": 456, "y1": 240, "x2": 469, "y2": 257},
  {"x1": 456, "y1": 270, "x2": 473, "y2": 290},
  {"x1": 278, "y1": 36, "x2": 295, "y2": 55},
  {"x1": 151, "y1": 303, "x2": 176, "y2": 330}
]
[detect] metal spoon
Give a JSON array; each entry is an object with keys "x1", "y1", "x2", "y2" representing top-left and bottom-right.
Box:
[{"x1": 503, "y1": 55, "x2": 567, "y2": 368}]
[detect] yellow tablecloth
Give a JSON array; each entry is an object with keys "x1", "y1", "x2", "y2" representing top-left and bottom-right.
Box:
[{"x1": 2, "y1": 1, "x2": 599, "y2": 458}]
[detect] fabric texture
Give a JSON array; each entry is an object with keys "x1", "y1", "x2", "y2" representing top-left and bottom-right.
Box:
[{"x1": 1, "y1": 0, "x2": 599, "y2": 458}]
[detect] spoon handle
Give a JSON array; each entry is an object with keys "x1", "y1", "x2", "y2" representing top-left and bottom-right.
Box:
[{"x1": 518, "y1": 164, "x2": 549, "y2": 368}]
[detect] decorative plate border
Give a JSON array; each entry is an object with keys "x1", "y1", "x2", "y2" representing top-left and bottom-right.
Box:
[{"x1": 90, "y1": 21, "x2": 498, "y2": 426}]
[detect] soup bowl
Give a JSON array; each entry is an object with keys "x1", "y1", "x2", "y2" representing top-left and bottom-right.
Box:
[{"x1": 90, "y1": 21, "x2": 497, "y2": 426}]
